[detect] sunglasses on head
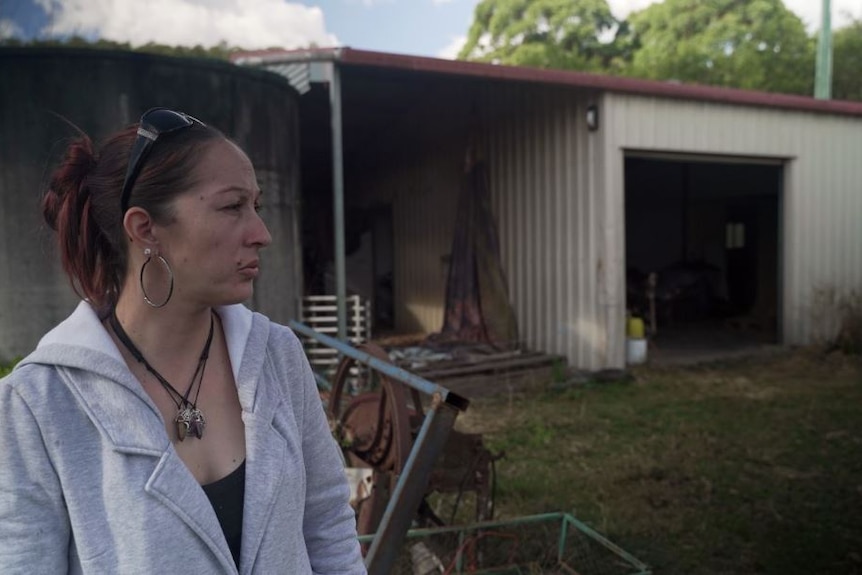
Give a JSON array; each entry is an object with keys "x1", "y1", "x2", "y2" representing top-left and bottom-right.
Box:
[{"x1": 120, "y1": 107, "x2": 206, "y2": 215}]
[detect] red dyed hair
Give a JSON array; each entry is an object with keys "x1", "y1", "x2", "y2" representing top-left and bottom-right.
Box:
[{"x1": 42, "y1": 118, "x2": 224, "y2": 314}]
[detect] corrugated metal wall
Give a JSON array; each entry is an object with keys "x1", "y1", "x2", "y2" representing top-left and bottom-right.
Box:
[
  {"x1": 479, "y1": 85, "x2": 613, "y2": 369},
  {"x1": 603, "y1": 93, "x2": 862, "y2": 346},
  {"x1": 0, "y1": 48, "x2": 303, "y2": 361},
  {"x1": 352, "y1": 83, "x2": 862, "y2": 369},
  {"x1": 353, "y1": 82, "x2": 616, "y2": 370},
  {"x1": 353, "y1": 115, "x2": 465, "y2": 336}
]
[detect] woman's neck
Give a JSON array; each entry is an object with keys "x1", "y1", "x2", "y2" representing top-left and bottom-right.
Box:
[{"x1": 111, "y1": 294, "x2": 217, "y2": 367}]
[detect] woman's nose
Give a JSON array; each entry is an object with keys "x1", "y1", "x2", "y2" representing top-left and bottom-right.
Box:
[{"x1": 251, "y1": 212, "x2": 273, "y2": 248}]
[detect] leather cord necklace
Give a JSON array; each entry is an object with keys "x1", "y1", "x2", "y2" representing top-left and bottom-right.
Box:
[{"x1": 110, "y1": 310, "x2": 215, "y2": 441}]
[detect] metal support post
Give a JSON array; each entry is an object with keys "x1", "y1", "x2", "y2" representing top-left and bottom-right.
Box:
[
  {"x1": 364, "y1": 397, "x2": 461, "y2": 575},
  {"x1": 815, "y1": 0, "x2": 832, "y2": 99},
  {"x1": 329, "y1": 61, "x2": 348, "y2": 340}
]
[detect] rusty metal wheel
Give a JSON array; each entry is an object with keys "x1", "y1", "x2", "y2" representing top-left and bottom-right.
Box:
[
  {"x1": 329, "y1": 342, "x2": 420, "y2": 472},
  {"x1": 327, "y1": 343, "x2": 495, "y2": 539}
]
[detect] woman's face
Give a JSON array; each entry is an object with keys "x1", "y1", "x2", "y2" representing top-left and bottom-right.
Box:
[{"x1": 154, "y1": 138, "x2": 272, "y2": 308}]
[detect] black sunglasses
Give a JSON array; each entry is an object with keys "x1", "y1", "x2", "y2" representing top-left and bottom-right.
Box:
[{"x1": 120, "y1": 107, "x2": 205, "y2": 215}]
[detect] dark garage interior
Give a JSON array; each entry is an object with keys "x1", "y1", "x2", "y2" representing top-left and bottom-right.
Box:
[{"x1": 624, "y1": 155, "x2": 782, "y2": 360}]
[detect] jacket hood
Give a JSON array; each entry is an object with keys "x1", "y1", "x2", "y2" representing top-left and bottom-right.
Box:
[{"x1": 20, "y1": 301, "x2": 254, "y2": 382}]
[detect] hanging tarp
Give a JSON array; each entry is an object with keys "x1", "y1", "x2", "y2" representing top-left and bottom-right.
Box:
[{"x1": 436, "y1": 160, "x2": 518, "y2": 349}]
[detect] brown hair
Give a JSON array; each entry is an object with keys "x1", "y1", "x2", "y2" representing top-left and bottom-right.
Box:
[{"x1": 42, "y1": 119, "x2": 224, "y2": 313}]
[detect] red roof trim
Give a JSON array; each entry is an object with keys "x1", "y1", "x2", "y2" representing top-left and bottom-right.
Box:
[
  {"x1": 234, "y1": 47, "x2": 862, "y2": 117},
  {"x1": 340, "y1": 48, "x2": 862, "y2": 117}
]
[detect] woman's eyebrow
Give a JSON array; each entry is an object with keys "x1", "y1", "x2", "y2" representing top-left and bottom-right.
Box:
[{"x1": 215, "y1": 186, "x2": 261, "y2": 196}]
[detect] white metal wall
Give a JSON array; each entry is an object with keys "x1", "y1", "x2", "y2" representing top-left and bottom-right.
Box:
[
  {"x1": 603, "y1": 93, "x2": 862, "y2": 346},
  {"x1": 352, "y1": 84, "x2": 862, "y2": 369},
  {"x1": 478, "y1": 85, "x2": 613, "y2": 370}
]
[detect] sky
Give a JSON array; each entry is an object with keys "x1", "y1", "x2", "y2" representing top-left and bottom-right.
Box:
[{"x1": 0, "y1": 0, "x2": 859, "y2": 60}]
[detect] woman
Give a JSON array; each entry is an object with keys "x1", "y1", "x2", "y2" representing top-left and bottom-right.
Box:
[{"x1": 0, "y1": 108, "x2": 366, "y2": 574}]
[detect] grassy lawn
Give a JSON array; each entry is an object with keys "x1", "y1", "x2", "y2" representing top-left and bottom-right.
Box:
[
  {"x1": 0, "y1": 359, "x2": 17, "y2": 378},
  {"x1": 454, "y1": 350, "x2": 862, "y2": 575}
]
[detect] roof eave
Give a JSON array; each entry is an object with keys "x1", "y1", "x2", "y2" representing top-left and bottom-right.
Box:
[
  {"x1": 231, "y1": 46, "x2": 344, "y2": 66},
  {"x1": 233, "y1": 47, "x2": 862, "y2": 117}
]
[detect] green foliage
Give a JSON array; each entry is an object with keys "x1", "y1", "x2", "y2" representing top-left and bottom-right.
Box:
[
  {"x1": 550, "y1": 358, "x2": 568, "y2": 384},
  {"x1": 626, "y1": 0, "x2": 814, "y2": 94},
  {"x1": 832, "y1": 19, "x2": 862, "y2": 101},
  {"x1": 0, "y1": 358, "x2": 21, "y2": 378},
  {"x1": 0, "y1": 35, "x2": 270, "y2": 62},
  {"x1": 458, "y1": 0, "x2": 629, "y2": 73},
  {"x1": 457, "y1": 0, "x2": 862, "y2": 99}
]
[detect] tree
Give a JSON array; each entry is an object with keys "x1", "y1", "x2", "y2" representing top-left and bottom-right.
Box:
[
  {"x1": 626, "y1": 0, "x2": 814, "y2": 95},
  {"x1": 0, "y1": 35, "x2": 281, "y2": 62},
  {"x1": 457, "y1": 0, "x2": 630, "y2": 73},
  {"x1": 832, "y1": 19, "x2": 862, "y2": 101}
]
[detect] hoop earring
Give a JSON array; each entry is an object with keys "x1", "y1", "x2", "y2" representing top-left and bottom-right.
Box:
[{"x1": 140, "y1": 247, "x2": 174, "y2": 308}]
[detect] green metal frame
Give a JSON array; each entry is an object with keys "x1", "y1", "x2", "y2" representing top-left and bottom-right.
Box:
[{"x1": 356, "y1": 512, "x2": 651, "y2": 575}]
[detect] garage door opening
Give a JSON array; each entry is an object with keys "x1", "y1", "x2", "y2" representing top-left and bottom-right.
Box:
[{"x1": 624, "y1": 154, "x2": 782, "y2": 363}]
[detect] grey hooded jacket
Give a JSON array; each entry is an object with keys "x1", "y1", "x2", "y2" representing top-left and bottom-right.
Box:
[{"x1": 0, "y1": 301, "x2": 365, "y2": 574}]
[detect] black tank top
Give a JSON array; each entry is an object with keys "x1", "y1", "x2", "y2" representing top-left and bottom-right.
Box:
[{"x1": 202, "y1": 460, "x2": 246, "y2": 568}]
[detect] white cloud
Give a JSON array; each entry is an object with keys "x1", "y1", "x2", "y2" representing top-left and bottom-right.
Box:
[
  {"x1": 36, "y1": 0, "x2": 339, "y2": 49},
  {"x1": 344, "y1": 0, "x2": 396, "y2": 7},
  {"x1": 437, "y1": 34, "x2": 465, "y2": 59},
  {"x1": 606, "y1": 0, "x2": 861, "y2": 32},
  {"x1": 0, "y1": 18, "x2": 23, "y2": 39},
  {"x1": 784, "y1": 0, "x2": 860, "y2": 31}
]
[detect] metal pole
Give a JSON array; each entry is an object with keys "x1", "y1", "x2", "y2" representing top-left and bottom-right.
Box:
[
  {"x1": 815, "y1": 0, "x2": 832, "y2": 99},
  {"x1": 364, "y1": 397, "x2": 461, "y2": 575},
  {"x1": 289, "y1": 320, "x2": 470, "y2": 573},
  {"x1": 289, "y1": 320, "x2": 469, "y2": 407},
  {"x1": 329, "y1": 61, "x2": 348, "y2": 340}
]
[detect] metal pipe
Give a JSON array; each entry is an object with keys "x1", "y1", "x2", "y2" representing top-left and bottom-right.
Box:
[
  {"x1": 563, "y1": 513, "x2": 650, "y2": 571},
  {"x1": 356, "y1": 511, "x2": 652, "y2": 573},
  {"x1": 289, "y1": 320, "x2": 469, "y2": 409},
  {"x1": 356, "y1": 512, "x2": 568, "y2": 543},
  {"x1": 364, "y1": 396, "x2": 461, "y2": 575},
  {"x1": 329, "y1": 61, "x2": 347, "y2": 341},
  {"x1": 557, "y1": 512, "x2": 569, "y2": 564},
  {"x1": 290, "y1": 320, "x2": 470, "y2": 572},
  {"x1": 815, "y1": 0, "x2": 832, "y2": 99}
]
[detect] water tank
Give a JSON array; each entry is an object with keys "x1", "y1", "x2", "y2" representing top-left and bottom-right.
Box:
[{"x1": 0, "y1": 47, "x2": 302, "y2": 361}]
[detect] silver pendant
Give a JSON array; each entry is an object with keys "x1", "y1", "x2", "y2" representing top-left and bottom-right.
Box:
[
  {"x1": 174, "y1": 407, "x2": 205, "y2": 441},
  {"x1": 189, "y1": 408, "x2": 206, "y2": 439}
]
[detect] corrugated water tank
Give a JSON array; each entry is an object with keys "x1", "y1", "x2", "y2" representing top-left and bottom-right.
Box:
[{"x1": 0, "y1": 47, "x2": 303, "y2": 361}]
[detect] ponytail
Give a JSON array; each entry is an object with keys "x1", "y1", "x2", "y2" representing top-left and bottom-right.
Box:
[
  {"x1": 42, "y1": 137, "x2": 119, "y2": 310},
  {"x1": 41, "y1": 116, "x2": 223, "y2": 313}
]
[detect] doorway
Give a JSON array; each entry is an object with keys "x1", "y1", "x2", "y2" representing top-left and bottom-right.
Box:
[{"x1": 624, "y1": 153, "x2": 783, "y2": 361}]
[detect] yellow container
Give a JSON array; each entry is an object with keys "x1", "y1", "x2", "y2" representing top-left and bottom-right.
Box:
[{"x1": 627, "y1": 316, "x2": 645, "y2": 339}]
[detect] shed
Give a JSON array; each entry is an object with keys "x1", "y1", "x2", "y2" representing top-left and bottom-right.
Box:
[{"x1": 237, "y1": 48, "x2": 862, "y2": 370}]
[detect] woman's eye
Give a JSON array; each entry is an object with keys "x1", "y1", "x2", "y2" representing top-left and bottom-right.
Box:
[{"x1": 224, "y1": 202, "x2": 243, "y2": 211}]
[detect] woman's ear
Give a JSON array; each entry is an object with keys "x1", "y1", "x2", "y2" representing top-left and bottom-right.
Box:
[{"x1": 123, "y1": 207, "x2": 158, "y2": 249}]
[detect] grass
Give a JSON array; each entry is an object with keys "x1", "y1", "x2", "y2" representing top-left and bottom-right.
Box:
[
  {"x1": 452, "y1": 349, "x2": 862, "y2": 575},
  {"x1": 0, "y1": 358, "x2": 18, "y2": 378}
]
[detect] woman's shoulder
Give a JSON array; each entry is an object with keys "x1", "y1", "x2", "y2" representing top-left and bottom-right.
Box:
[
  {"x1": 0, "y1": 360, "x2": 70, "y2": 414},
  {"x1": 265, "y1": 318, "x2": 302, "y2": 347},
  {"x1": 2, "y1": 355, "x2": 61, "y2": 386},
  {"x1": 238, "y1": 308, "x2": 303, "y2": 354}
]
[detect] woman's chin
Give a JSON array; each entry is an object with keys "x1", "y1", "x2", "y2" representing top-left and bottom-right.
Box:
[{"x1": 210, "y1": 285, "x2": 255, "y2": 307}]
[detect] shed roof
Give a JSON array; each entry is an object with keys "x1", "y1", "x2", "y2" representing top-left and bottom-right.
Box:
[{"x1": 232, "y1": 47, "x2": 862, "y2": 118}]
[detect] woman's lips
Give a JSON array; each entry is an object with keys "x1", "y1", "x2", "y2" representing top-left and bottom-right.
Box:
[{"x1": 239, "y1": 260, "x2": 260, "y2": 278}]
